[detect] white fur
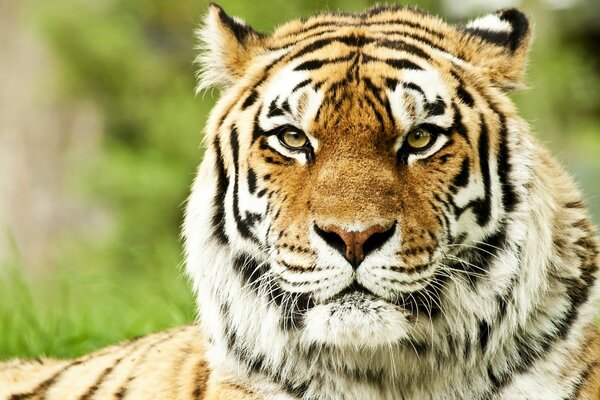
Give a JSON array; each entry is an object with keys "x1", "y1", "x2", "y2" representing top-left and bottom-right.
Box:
[{"x1": 467, "y1": 14, "x2": 513, "y2": 33}]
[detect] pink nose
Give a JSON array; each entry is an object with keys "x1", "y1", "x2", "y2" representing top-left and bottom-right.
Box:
[{"x1": 314, "y1": 223, "x2": 395, "y2": 268}]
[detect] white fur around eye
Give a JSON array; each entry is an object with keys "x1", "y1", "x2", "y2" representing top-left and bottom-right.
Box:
[{"x1": 406, "y1": 133, "x2": 449, "y2": 165}]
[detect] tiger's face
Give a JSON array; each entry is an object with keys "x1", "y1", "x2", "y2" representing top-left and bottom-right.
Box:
[
  {"x1": 249, "y1": 52, "x2": 471, "y2": 339},
  {"x1": 187, "y1": 5, "x2": 532, "y2": 348}
]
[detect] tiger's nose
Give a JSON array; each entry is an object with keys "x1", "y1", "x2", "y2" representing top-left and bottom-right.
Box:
[{"x1": 314, "y1": 223, "x2": 396, "y2": 268}]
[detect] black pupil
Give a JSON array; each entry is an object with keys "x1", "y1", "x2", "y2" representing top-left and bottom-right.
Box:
[{"x1": 287, "y1": 132, "x2": 303, "y2": 146}]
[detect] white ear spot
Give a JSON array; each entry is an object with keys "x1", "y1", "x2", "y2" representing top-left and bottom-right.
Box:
[{"x1": 466, "y1": 14, "x2": 513, "y2": 33}]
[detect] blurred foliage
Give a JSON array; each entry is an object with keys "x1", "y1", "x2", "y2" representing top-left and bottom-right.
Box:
[{"x1": 1, "y1": 0, "x2": 599, "y2": 359}]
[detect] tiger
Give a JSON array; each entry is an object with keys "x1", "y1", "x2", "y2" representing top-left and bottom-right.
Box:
[{"x1": 2, "y1": 3, "x2": 600, "y2": 400}]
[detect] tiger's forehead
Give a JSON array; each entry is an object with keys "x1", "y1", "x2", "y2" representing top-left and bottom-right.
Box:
[
  {"x1": 269, "y1": 5, "x2": 452, "y2": 44},
  {"x1": 257, "y1": 47, "x2": 455, "y2": 139},
  {"x1": 250, "y1": 7, "x2": 463, "y2": 137}
]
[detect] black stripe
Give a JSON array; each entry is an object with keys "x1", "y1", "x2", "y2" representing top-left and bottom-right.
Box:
[
  {"x1": 488, "y1": 328, "x2": 554, "y2": 394},
  {"x1": 556, "y1": 261, "x2": 598, "y2": 341},
  {"x1": 286, "y1": 37, "x2": 342, "y2": 60},
  {"x1": 450, "y1": 103, "x2": 470, "y2": 143},
  {"x1": 8, "y1": 360, "x2": 83, "y2": 400},
  {"x1": 385, "y1": 78, "x2": 398, "y2": 90},
  {"x1": 487, "y1": 365, "x2": 508, "y2": 390},
  {"x1": 275, "y1": 290, "x2": 314, "y2": 331},
  {"x1": 112, "y1": 331, "x2": 179, "y2": 399},
  {"x1": 471, "y1": 116, "x2": 492, "y2": 226},
  {"x1": 456, "y1": 86, "x2": 474, "y2": 107},
  {"x1": 292, "y1": 79, "x2": 312, "y2": 93},
  {"x1": 267, "y1": 99, "x2": 285, "y2": 118},
  {"x1": 364, "y1": 95, "x2": 385, "y2": 128},
  {"x1": 496, "y1": 115, "x2": 519, "y2": 213},
  {"x1": 382, "y1": 58, "x2": 423, "y2": 70},
  {"x1": 403, "y1": 82, "x2": 425, "y2": 98},
  {"x1": 364, "y1": 77, "x2": 395, "y2": 128},
  {"x1": 232, "y1": 253, "x2": 267, "y2": 293},
  {"x1": 192, "y1": 360, "x2": 209, "y2": 399},
  {"x1": 212, "y1": 138, "x2": 229, "y2": 245},
  {"x1": 465, "y1": 29, "x2": 511, "y2": 49},
  {"x1": 474, "y1": 227, "x2": 507, "y2": 273},
  {"x1": 335, "y1": 35, "x2": 376, "y2": 47},
  {"x1": 363, "y1": 77, "x2": 383, "y2": 102},
  {"x1": 498, "y1": 9, "x2": 530, "y2": 52},
  {"x1": 236, "y1": 54, "x2": 286, "y2": 113},
  {"x1": 452, "y1": 157, "x2": 470, "y2": 190},
  {"x1": 396, "y1": 272, "x2": 447, "y2": 318},
  {"x1": 251, "y1": 107, "x2": 263, "y2": 143},
  {"x1": 268, "y1": 28, "x2": 339, "y2": 50},
  {"x1": 564, "y1": 200, "x2": 585, "y2": 209},
  {"x1": 425, "y1": 96, "x2": 446, "y2": 117},
  {"x1": 231, "y1": 253, "x2": 313, "y2": 330},
  {"x1": 265, "y1": 155, "x2": 290, "y2": 165},
  {"x1": 230, "y1": 127, "x2": 259, "y2": 242},
  {"x1": 294, "y1": 53, "x2": 355, "y2": 71},
  {"x1": 375, "y1": 39, "x2": 432, "y2": 61},
  {"x1": 478, "y1": 320, "x2": 491, "y2": 354},
  {"x1": 245, "y1": 212, "x2": 262, "y2": 226},
  {"x1": 113, "y1": 378, "x2": 132, "y2": 399},
  {"x1": 77, "y1": 354, "x2": 129, "y2": 400},
  {"x1": 377, "y1": 30, "x2": 445, "y2": 53},
  {"x1": 247, "y1": 168, "x2": 257, "y2": 194},
  {"x1": 451, "y1": 225, "x2": 508, "y2": 288},
  {"x1": 241, "y1": 90, "x2": 259, "y2": 110},
  {"x1": 451, "y1": 70, "x2": 475, "y2": 107}
]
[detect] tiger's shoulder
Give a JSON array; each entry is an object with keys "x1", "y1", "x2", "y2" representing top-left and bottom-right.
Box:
[{"x1": 0, "y1": 326, "x2": 216, "y2": 400}]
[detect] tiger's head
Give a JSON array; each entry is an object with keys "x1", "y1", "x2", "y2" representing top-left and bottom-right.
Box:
[{"x1": 184, "y1": 4, "x2": 533, "y2": 349}]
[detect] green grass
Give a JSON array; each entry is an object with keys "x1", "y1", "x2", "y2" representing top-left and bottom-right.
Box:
[{"x1": 0, "y1": 250, "x2": 195, "y2": 360}]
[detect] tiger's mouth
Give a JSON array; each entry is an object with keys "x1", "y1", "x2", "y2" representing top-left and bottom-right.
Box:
[
  {"x1": 318, "y1": 272, "x2": 442, "y2": 319},
  {"x1": 301, "y1": 279, "x2": 419, "y2": 346},
  {"x1": 328, "y1": 281, "x2": 376, "y2": 302}
]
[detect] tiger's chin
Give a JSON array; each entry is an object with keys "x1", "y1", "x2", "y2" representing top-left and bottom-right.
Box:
[{"x1": 300, "y1": 288, "x2": 415, "y2": 347}]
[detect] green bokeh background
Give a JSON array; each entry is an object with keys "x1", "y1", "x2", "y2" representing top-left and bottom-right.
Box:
[{"x1": 1, "y1": 0, "x2": 599, "y2": 359}]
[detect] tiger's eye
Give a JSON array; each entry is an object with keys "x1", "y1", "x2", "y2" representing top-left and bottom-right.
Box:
[
  {"x1": 280, "y1": 129, "x2": 309, "y2": 149},
  {"x1": 406, "y1": 129, "x2": 433, "y2": 150}
]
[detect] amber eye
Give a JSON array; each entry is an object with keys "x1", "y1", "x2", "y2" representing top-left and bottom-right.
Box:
[
  {"x1": 278, "y1": 128, "x2": 309, "y2": 150},
  {"x1": 405, "y1": 128, "x2": 434, "y2": 151}
]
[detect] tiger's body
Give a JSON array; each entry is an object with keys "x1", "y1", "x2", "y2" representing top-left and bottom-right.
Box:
[
  {"x1": 0, "y1": 327, "x2": 211, "y2": 400},
  {"x1": 2, "y1": 4, "x2": 600, "y2": 400}
]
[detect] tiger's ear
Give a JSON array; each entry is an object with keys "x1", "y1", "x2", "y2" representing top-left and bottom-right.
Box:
[
  {"x1": 460, "y1": 9, "x2": 532, "y2": 90},
  {"x1": 196, "y1": 3, "x2": 265, "y2": 92}
]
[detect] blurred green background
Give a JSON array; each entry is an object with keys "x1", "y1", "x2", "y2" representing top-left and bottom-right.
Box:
[{"x1": 0, "y1": 0, "x2": 599, "y2": 359}]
